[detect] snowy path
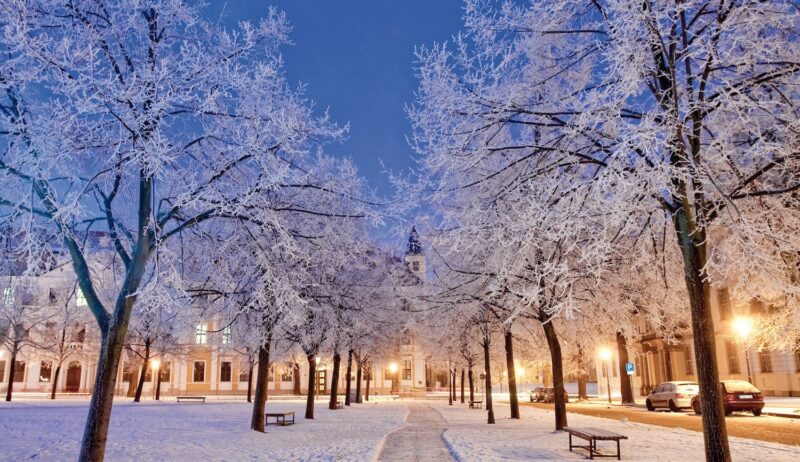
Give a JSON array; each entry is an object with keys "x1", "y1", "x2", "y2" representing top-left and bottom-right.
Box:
[{"x1": 378, "y1": 403, "x2": 456, "y2": 461}]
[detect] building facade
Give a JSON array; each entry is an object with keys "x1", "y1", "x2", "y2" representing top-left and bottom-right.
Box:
[{"x1": 597, "y1": 287, "x2": 800, "y2": 398}]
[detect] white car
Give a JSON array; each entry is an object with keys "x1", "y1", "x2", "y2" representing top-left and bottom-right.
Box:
[{"x1": 645, "y1": 381, "x2": 699, "y2": 412}]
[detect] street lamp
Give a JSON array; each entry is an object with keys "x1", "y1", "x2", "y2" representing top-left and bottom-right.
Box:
[
  {"x1": 150, "y1": 359, "x2": 161, "y2": 400},
  {"x1": 733, "y1": 317, "x2": 754, "y2": 384},
  {"x1": 388, "y1": 362, "x2": 399, "y2": 393},
  {"x1": 599, "y1": 347, "x2": 612, "y2": 404}
]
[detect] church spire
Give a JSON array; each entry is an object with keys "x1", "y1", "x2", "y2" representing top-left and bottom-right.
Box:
[{"x1": 406, "y1": 225, "x2": 422, "y2": 255}]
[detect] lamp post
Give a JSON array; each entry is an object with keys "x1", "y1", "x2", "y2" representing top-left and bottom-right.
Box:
[
  {"x1": 733, "y1": 317, "x2": 754, "y2": 384},
  {"x1": 388, "y1": 362, "x2": 398, "y2": 394},
  {"x1": 150, "y1": 359, "x2": 161, "y2": 400},
  {"x1": 599, "y1": 347, "x2": 612, "y2": 404}
]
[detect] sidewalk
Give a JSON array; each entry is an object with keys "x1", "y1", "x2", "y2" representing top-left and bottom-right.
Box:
[{"x1": 573, "y1": 396, "x2": 800, "y2": 419}]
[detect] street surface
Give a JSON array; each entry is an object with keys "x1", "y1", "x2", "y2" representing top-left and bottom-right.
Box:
[{"x1": 521, "y1": 401, "x2": 800, "y2": 446}]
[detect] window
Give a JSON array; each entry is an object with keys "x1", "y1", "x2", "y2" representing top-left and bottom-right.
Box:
[
  {"x1": 268, "y1": 365, "x2": 274, "y2": 382},
  {"x1": 717, "y1": 288, "x2": 732, "y2": 320},
  {"x1": 13, "y1": 361, "x2": 25, "y2": 382},
  {"x1": 0, "y1": 361, "x2": 5, "y2": 382},
  {"x1": 193, "y1": 361, "x2": 205, "y2": 382},
  {"x1": 684, "y1": 347, "x2": 694, "y2": 375},
  {"x1": 145, "y1": 365, "x2": 153, "y2": 382},
  {"x1": 758, "y1": 350, "x2": 773, "y2": 373},
  {"x1": 39, "y1": 361, "x2": 52, "y2": 382},
  {"x1": 222, "y1": 326, "x2": 232, "y2": 345},
  {"x1": 634, "y1": 356, "x2": 641, "y2": 376},
  {"x1": 750, "y1": 299, "x2": 766, "y2": 315},
  {"x1": 220, "y1": 361, "x2": 232, "y2": 382},
  {"x1": 75, "y1": 288, "x2": 87, "y2": 307},
  {"x1": 411, "y1": 261, "x2": 420, "y2": 272},
  {"x1": 195, "y1": 324, "x2": 207, "y2": 345},
  {"x1": 402, "y1": 360, "x2": 412, "y2": 380},
  {"x1": 725, "y1": 340, "x2": 740, "y2": 374},
  {"x1": 48, "y1": 289, "x2": 57, "y2": 305},
  {"x1": 159, "y1": 362, "x2": 171, "y2": 382},
  {"x1": 612, "y1": 358, "x2": 618, "y2": 377},
  {"x1": 795, "y1": 349, "x2": 800, "y2": 373},
  {"x1": 280, "y1": 367, "x2": 293, "y2": 382},
  {"x1": 239, "y1": 366, "x2": 251, "y2": 382},
  {"x1": 3, "y1": 287, "x2": 14, "y2": 305}
]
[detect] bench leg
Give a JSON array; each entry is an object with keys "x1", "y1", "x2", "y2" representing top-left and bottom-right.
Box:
[
  {"x1": 617, "y1": 439, "x2": 621, "y2": 461},
  {"x1": 568, "y1": 433, "x2": 573, "y2": 452},
  {"x1": 590, "y1": 438, "x2": 595, "y2": 460}
]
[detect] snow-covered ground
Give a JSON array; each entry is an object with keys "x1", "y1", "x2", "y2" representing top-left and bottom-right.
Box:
[
  {"x1": 435, "y1": 401, "x2": 798, "y2": 461},
  {"x1": 0, "y1": 398, "x2": 407, "y2": 462},
  {"x1": 2, "y1": 397, "x2": 797, "y2": 461}
]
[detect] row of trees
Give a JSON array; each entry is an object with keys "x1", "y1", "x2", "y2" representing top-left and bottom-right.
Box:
[
  {"x1": 0, "y1": 1, "x2": 418, "y2": 460},
  {"x1": 407, "y1": 1, "x2": 799, "y2": 461}
]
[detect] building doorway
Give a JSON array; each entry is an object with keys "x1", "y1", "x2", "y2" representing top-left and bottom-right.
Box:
[
  {"x1": 315, "y1": 370, "x2": 327, "y2": 394},
  {"x1": 66, "y1": 361, "x2": 81, "y2": 392}
]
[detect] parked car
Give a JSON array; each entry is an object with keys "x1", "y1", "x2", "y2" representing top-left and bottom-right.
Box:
[
  {"x1": 540, "y1": 387, "x2": 569, "y2": 404},
  {"x1": 690, "y1": 380, "x2": 765, "y2": 416},
  {"x1": 645, "y1": 381, "x2": 699, "y2": 412},
  {"x1": 530, "y1": 387, "x2": 544, "y2": 402}
]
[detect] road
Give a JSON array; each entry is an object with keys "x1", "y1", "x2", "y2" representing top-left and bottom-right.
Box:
[{"x1": 520, "y1": 401, "x2": 800, "y2": 447}]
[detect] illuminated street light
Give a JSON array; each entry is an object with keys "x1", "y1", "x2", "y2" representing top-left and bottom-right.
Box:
[
  {"x1": 733, "y1": 317, "x2": 754, "y2": 384},
  {"x1": 150, "y1": 359, "x2": 161, "y2": 370},
  {"x1": 733, "y1": 317, "x2": 753, "y2": 339},
  {"x1": 388, "y1": 362, "x2": 399, "y2": 394},
  {"x1": 599, "y1": 347, "x2": 612, "y2": 403},
  {"x1": 388, "y1": 362, "x2": 398, "y2": 374}
]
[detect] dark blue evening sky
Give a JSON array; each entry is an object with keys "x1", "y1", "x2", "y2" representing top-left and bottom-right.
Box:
[{"x1": 207, "y1": 1, "x2": 464, "y2": 201}]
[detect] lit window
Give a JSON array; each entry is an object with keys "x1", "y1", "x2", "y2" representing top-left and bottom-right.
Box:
[
  {"x1": 220, "y1": 362, "x2": 232, "y2": 382},
  {"x1": 725, "y1": 340, "x2": 740, "y2": 374},
  {"x1": 76, "y1": 289, "x2": 87, "y2": 307},
  {"x1": 402, "y1": 360, "x2": 412, "y2": 380},
  {"x1": 222, "y1": 326, "x2": 232, "y2": 345},
  {"x1": 193, "y1": 361, "x2": 205, "y2": 382},
  {"x1": 717, "y1": 288, "x2": 731, "y2": 320},
  {"x1": 3, "y1": 287, "x2": 14, "y2": 305},
  {"x1": 195, "y1": 324, "x2": 207, "y2": 345}
]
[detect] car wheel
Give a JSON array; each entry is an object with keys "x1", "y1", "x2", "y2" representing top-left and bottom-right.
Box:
[
  {"x1": 692, "y1": 400, "x2": 701, "y2": 415},
  {"x1": 668, "y1": 400, "x2": 680, "y2": 412},
  {"x1": 724, "y1": 408, "x2": 733, "y2": 416},
  {"x1": 752, "y1": 409, "x2": 762, "y2": 417},
  {"x1": 646, "y1": 399, "x2": 654, "y2": 411}
]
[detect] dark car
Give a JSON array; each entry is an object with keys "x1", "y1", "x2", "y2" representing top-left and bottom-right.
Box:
[
  {"x1": 691, "y1": 380, "x2": 765, "y2": 416},
  {"x1": 529, "y1": 387, "x2": 544, "y2": 402},
  {"x1": 540, "y1": 387, "x2": 569, "y2": 404}
]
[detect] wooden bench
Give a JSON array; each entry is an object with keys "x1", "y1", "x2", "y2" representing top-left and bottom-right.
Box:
[
  {"x1": 176, "y1": 396, "x2": 206, "y2": 403},
  {"x1": 564, "y1": 427, "x2": 627, "y2": 460},
  {"x1": 265, "y1": 411, "x2": 295, "y2": 426},
  {"x1": 468, "y1": 400, "x2": 482, "y2": 409}
]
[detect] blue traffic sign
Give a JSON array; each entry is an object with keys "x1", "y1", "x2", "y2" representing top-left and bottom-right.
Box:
[{"x1": 625, "y1": 362, "x2": 635, "y2": 375}]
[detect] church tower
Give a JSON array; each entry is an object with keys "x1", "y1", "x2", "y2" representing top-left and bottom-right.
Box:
[{"x1": 404, "y1": 225, "x2": 426, "y2": 280}]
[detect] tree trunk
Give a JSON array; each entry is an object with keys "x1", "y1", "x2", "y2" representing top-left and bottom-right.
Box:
[
  {"x1": 51, "y1": 364, "x2": 61, "y2": 400},
  {"x1": 448, "y1": 369, "x2": 453, "y2": 405},
  {"x1": 460, "y1": 369, "x2": 465, "y2": 403},
  {"x1": 250, "y1": 344, "x2": 271, "y2": 432},
  {"x1": 541, "y1": 320, "x2": 567, "y2": 430},
  {"x1": 329, "y1": 352, "x2": 341, "y2": 410},
  {"x1": 673, "y1": 208, "x2": 730, "y2": 462},
  {"x1": 365, "y1": 368, "x2": 370, "y2": 401},
  {"x1": 305, "y1": 354, "x2": 317, "y2": 419},
  {"x1": 78, "y1": 322, "x2": 128, "y2": 462},
  {"x1": 616, "y1": 332, "x2": 634, "y2": 404},
  {"x1": 292, "y1": 362, "x2": 301, "y2": 395},
  {"x1": 578, "y1": 374, "x2": 588, "y2": 401},
  {"x1": 5, "y1": 347, "x2": 18, "y2": 401},
  {"x1": 133, "y1": 341, "x2": 151, "y2": 403},
  {"x1": 355, "y1": 361, "x2": 362, "y2": 403},
  {"x1": 155, "y1": 365, "x2": 162, "y2": 401},
  {"x1": 247, "y1": 364, "x2": 253, "y2": 403},
  {"x1": 468, "y1": 368, "x2": 474, "y2": 402},
  {"x1": 504, "y1": 330, "x2": 520, "y2": 419},
  {"x1": 482, "y1": 339, "x2": 495, "y2": 424},
  {"x1": 664, "y1": 348, "x2": 674, "y2": 381},
  {"x1": 344, "y1": 350, "x2": 353, "y2": 406}
]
